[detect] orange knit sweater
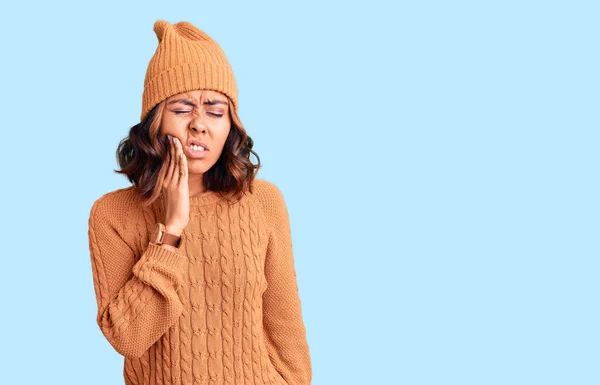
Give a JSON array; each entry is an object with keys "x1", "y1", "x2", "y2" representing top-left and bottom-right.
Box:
[{"x1": 87, "y1": 179, "x2": 311, "y2": 385}]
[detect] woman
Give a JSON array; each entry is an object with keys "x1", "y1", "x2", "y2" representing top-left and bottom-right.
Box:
[{"x1": 87, "y1": 19, "x2": 312, "y2": 385}]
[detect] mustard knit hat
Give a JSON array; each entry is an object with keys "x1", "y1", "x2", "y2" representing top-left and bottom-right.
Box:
[{"x1": 140, "y1": 19, "x2": 238, "y2": 121}]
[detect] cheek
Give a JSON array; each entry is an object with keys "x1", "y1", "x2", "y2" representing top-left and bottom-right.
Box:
[
  {"x1": 217, "y1": 125, "x2": 231, "y2": 145},
  {"x1": 160, "y1": 120, "x2": 185, "y2": 139},
  {"x1": 159, "y1": 119, "x2": 174, "y2": 134}
]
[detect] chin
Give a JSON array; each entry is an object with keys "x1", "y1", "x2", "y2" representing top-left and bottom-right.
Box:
[{"x1": 187, "y1": 161, "x2": 213, "y2": 174}]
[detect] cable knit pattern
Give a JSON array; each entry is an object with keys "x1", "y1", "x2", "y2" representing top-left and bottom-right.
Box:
[{"x1": 87, "y1": 179, "x2": 311, "y2": 385}]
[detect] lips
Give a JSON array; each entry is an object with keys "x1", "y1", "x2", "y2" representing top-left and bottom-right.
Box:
[
  {"x1": 186, "y1": 139, "x2": 209, "y2": 151},
  {"x1": 184, "y1": 143, "x2": 208, "y2": 159}
]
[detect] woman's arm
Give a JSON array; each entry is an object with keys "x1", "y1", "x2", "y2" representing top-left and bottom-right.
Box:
[
  {"x1": 88, "y1": 195, "x2": 187, "y2": 358},
  {"x1": 257, "y1": 181, "x2": 312, "y2": 385}
]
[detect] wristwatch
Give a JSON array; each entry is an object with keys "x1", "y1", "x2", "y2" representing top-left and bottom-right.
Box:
[{"x1": 151, "y1": 223, "x2": 182, "y2": 248}]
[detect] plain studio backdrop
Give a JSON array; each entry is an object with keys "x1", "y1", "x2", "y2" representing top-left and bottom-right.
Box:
[{"x1": 0, "y1": 1, "x2": 598, "y2": 384}]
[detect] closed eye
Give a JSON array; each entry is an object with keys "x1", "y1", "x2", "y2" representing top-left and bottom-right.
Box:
[{"x1": 174, "y1": 110, "x2": 223, "y2": 118}]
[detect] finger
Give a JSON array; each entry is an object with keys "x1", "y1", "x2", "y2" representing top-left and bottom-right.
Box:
[
  {"x1": 172, "y1": 137, "x2": 182, "y2": 185},
  {"x1": 165, "y1": 136, "x2": 176, "y2": 186},
  {"x1": 179, "y1": 141, "x2": 188, "y2": 186}
]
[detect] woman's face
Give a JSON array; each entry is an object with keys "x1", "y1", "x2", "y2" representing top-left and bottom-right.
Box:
[{"x1": 160, "y1": 89, "x2": 231, "y2": 175}]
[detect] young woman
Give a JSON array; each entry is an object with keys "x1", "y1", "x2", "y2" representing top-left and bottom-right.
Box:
[{"x1": 87, "y1": 19, "x2": 312, "y2": 385}]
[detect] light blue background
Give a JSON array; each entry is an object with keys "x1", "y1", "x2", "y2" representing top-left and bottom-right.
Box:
[{"x1": 0, "y1": 1, "x2": 597, "y2": 384}]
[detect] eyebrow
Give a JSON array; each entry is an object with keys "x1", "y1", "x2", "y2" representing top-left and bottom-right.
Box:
[{"x1": 167, "y1": 98, "x2": 228, "y2": 107}]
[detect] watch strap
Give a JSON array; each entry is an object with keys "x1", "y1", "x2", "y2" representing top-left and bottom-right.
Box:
[
  {"x1": 154, "y1": 222, "x2": 182, "y2": 248},
  {"x1": 161, "y1": 231, "x2": 182, "y2": 248}
]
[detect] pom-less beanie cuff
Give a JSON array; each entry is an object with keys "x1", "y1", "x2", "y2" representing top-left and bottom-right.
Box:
[{"x1": 140, "y1": 20, "x2": 238, "y2": 122}]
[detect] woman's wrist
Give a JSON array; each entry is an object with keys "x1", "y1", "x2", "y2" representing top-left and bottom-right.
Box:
[{"x1": 165, "y1": 224, "x2": 183, "y2": 237}]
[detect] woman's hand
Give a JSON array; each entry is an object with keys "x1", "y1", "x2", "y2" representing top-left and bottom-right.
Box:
[{"x1": 162, "y1": 135, "x2": 189, "y2": 236}]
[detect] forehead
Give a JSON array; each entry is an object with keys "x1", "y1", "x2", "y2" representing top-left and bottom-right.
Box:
[{"x1": 167, "y1": 89, "x2": 226, "y2": 101}]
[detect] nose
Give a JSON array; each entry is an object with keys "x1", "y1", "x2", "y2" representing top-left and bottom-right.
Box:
[{"x1": 189, "y1": 113, "x2": 207, "y2": 134}]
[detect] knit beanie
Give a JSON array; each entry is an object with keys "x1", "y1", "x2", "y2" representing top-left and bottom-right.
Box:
[{"x1": 140, "y1": 19, "x2": 238, "y2": 121}]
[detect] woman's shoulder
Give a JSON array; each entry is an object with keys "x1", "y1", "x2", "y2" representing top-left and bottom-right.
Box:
[
  {"x1": 89, "y1": 185, "x2": 144, "y2": 225},
  {"x1": 88, "y1": 186, "x2": 152, "y2": 260},
  {"x1": 250, "y1": 178, "x2": 290, "y2": 225},
  {"x1": 251, "y1": 178, "x2": 281, "y2": 197},
  {"x1": 250, "y1": 178, "x2": 286, "y2": 204}
]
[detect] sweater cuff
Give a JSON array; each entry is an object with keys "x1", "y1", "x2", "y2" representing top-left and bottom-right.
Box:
[{"x1": 143, "y1": 242, "x2": 187, "y2": 269}]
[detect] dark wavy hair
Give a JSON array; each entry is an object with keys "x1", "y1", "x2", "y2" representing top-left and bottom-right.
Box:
[{"x1": 114, "y1": 96, "x2": 261, "y2": 207}]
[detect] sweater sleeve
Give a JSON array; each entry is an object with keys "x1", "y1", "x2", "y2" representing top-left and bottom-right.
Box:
[
  {"x1": 87, "y1": 196, "x2": 187, "y2": 358},
  {"x1": 258, "y1": 181, "x2": 312, "y2": 385}
]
